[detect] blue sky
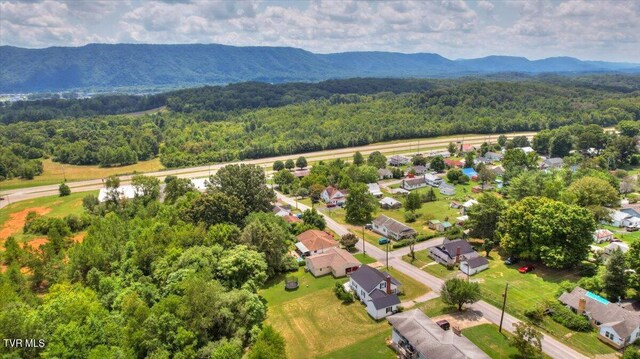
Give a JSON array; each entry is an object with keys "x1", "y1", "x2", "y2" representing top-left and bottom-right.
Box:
[{"x1": 1, "y1": 0, "x2": 639, "y2": 62}]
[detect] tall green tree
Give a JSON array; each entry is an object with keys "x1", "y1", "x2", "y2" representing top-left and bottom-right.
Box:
[
  {"x1": 164, "y1": 175, "x2": 196, "y2": 204},
  {"x1": 295, "y1": 156, "x2": 307, "y2": 169},
  {"x1": 367, "y1": 151, "x2": 387, "y2": 169},
  {"x1": 602, "y1": 248, "x2": 628, "y2": 301},
  {"x1": 248, "y1": 325, "x2": 287, "y2": 359},
  {"x1": 284, "y1": 159, "x2": 295, "y2": 170},
  {"x1": 345, "y1": 183, "x2": 377, "y2": 253},
  {"x1": 302, "y1": 208, "x2": 326, "y2": 230},
  {"x1": 132, "y1": 174, "x2": 161, "y2": 202},
  {"x1": 466, "y1": 193, "x2": 506, "y2": 240},
  {"x1": 184, "y1": 191, "x2": 245, "y2": 227},
  {"x1": 210, "y1": 164, "x2": 275, "y2": 217},
  {"x1": 510, "y1": 322, "x2": 542, "y2": 359},
  {"x1": 405, "y1": 191, "x2": 422, "y2": 213},
  {"x1": 353, "y1": 151, "x2": 364, "y2": 166},
  {"x1": 272, "y1": 160, "x2": 285, "y2": 171},
  {"x1": 430, "y1": 156, "x2": 445, "y2": 172},
  {"x1": 440, "y1": 278, "x2": 481, "y2": 311},
  {"x1": 240, "y1": 213, "x2": 293, "y2": 277},
  {"x1": 58, "y1": 182, "x2": 71, "y2": 196}
]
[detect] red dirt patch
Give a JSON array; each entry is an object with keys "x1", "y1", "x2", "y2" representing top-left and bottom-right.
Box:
[
  {"x1": 0, "y1": 207, "x2": 51, "y2": 240},
  {"x1": 71, "y1": 232, "x2": 86, "y2": 243},
  {"x1": 24, "y1": 237, "x2": 48, "y2": 250}
]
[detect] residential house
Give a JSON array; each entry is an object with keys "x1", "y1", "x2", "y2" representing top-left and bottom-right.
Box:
[
  {"x1": 428, "y1": 219, "x2": 443, "y2": 231},
  {"x1": 388, "y1": 309, "x2": 490, "y2": 359},
  {"x1": 98, "y1": 185, "x2": 140, "y2": 202},
  {"x1": 424, "y1": 173, "x2": 443, "y2": 187},
  {"x1": 472, "y1": 184, "x2": 494, "y2": 193},
  {"x1": 461, "y1": 199, "x2": 479, "y2": 215},
  {"x1": 517, "y1": 146, "x2": 535, "y2": 154},
  {"x1": 490, "y1": 165, "x2": 504, "y2": 176},
  {"x1": 294, "y1": 168, "x2": 310, "y2": 178},
  {"x1": 460, "y1": 144, "x2": 476, "y2": 153},
  {"x1": 444, "y1": 159, "x2": 464, "y2": 168},
  {"x1": 378, "y1": 168, "x2": 394, "y2": 180},
  {"x1": 484, "y1": 152, "x2": 504, "y2": 162},
  {"x1": 305, "y1": 248, "x2": 360, "y2": 278},
  {"x1": 439, "y1": 183, "x2": 456, "y2": 196},
  {"x1": 621, "y1": 207, "x2": 640, "y2": 218},
  {"x1": 607, "y1": 210, "x2": 631, "y2": 227},
  {"x1": 456, "y1": 215, "x2": 469, "y2": 226},
  {"x1": 379, "y1": 197, "x2": 402, "y2": 209},
  {"x1": 474, "y1": 157, "x2": 492, "y2": 166},
  {"x1": 388, "y1": 155, "x2": 410, "y2": 167},
  {"x1": 461, "y1": 168, "x2": 478, "y2": 180},
  {"x1": 372, "y1": 215, "x2": 417, "y2": 240},
  {"x1": 367, "y1": 183, "x2": 383, "y2": 198},
  {"x1": 272, "y1": 205, "x2": 292, "y2": 217},
  {"x1": 559, "y1": 287, "x2": 640, "y2": 348},
  {"x1": 321, "y1": 186, "x2": 348, "y2": 206},
  {"x1": 429, "y1": 238, "x2": 481, "y2": 268},
  {"x1": 190, "y1": 178, "x2": 210, "y2": 191},
  {"x1": 442, "y1": 221, "x2": 452, "y2": 231},
  {"x1": 541, "y1": 157, "x2": 564, "y2": 170},
  {"x1": 283, "y1": 215, "x2": 301, "y2": 224},
  {"x1": 406, "y1": 165, "x2": 428, "y2": 175},
  {"x1": 295, "y1": 230, "x2": 338, "y2": 257},
  {"x1": 605, "y1": 242, "x2": 630, "y2": 255},
  {"x1": 593, "y1": 229, "x2": 614, "y2": 243},
  {"x1": 350, "y1": 265, "x2": 402, "y2": 319},
  {"x1": 460, "y1": 256, "x2": 490, "y2": 276},
  {"x1": 401, "y1": 177, "x2": 427, "y2": 191}
]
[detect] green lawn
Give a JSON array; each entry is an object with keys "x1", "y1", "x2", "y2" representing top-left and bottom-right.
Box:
[
  {"x1": 462, "y1": 324, "x2": 552, "y2": 359},
  {"x1": 260, "y1": 267, "x2": 392, "y2": 359},
  {"x1": 414, "y1": 298, "x2": 457, "y2": 317},
  {"x1": 386, "y1": 267, "x2": 430, "y2": 301},
  {"x1": 402, "y1": 250, "x2": 458, "y2": 280},
  {"x1": 354, "y1": 253, "x2": 377, "y2": 264},
  {"x1": 315, "y1": 330, "x2": 394, "y2": 359}
]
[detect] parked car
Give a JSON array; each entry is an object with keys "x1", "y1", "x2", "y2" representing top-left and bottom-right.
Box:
[
  {"x1": 626, "y1": 226, "x2": 639, "y2": 232},
  {"x1": 296, "y1": 213, "x2": 303, "y2": 219},
  {"x1": 378, "y1": 237, "x2": 390, "y2": 245},
  {"x1": 504, "y1": 256, "x2": 519, "y2": 265},
  {"x1": 518, "y1": 265, "x2": 535, "y2": 273},
  {"x1": 610, "y1": 238, "x2": 622, "y2": 243},
  {"x1": 326, "y1": 203, "x2": 337, "y2": 208},
  {"x1": 365, "y1": 223, "x2": 373, "y2": 230}
]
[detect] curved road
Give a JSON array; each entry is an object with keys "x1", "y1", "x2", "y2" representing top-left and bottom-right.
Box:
[{"x1": 0, "y1": 132, "x2": 535, "y2": 209}]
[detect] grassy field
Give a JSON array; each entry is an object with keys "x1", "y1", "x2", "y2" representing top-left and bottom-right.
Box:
[
  {"x1": 260, "y1": 267, "x2": 392, "y2": 359},
  {"x1": 462, "y1": 324, "x2": 552, "y2": 359},
  {"x1": 1, "y1": 158, "x2": 164, "y2": 190},
  {"x1": 402, "y1": 250, "x2": 458, "y2": 279},
  {"x1": 353, "y1": 253, "x2": 377, "y2": 264},
  {"x1": 315, "y1": 330, "x2": 394, "y2": 359},
  {"x1": 414, "y1": 298, "x2": 457, "y2": 317},
  {"x1": 0, "y1": 191, "x2": 93, "y2": 245},
  {"x1": 386, "y1": 267, "x2": 430, "y2": 301}
]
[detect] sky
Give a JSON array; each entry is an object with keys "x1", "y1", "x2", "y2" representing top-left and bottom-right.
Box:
[{"x1": 1, "y1": 0, "x2": 639, "y2": 62}]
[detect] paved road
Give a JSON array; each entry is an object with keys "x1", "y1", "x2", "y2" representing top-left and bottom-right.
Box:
[
  {"x1": 276, "y1": 192, "x2": 588, "y2": 359},
  {"x1": 1, "y1": 132, "x2": 536, "y2": 209}
]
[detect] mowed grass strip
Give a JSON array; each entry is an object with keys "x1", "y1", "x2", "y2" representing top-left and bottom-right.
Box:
[
  {"x1": 462, "y1": 324, "x2": 552, "y2": 359},
  {"x1": 315, "y1": 330, "x2": 394, "y2": 359},
  {"x1": 2, "y1": 158, "x2": 164, "y2": 190}
]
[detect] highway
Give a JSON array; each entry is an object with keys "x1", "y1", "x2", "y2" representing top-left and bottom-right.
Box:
[
  {"x1": 276, "y1": 192, "x2": 588, "y2": 359},
  {"x1": 0, "y1": 131, "x2": 535, "y2": 209}
]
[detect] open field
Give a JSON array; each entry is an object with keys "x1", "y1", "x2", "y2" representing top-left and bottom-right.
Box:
[
  {"x1": 260, "y1": 267, "x2": 392, "y2": 359},
  {"x1": 316, "y1": 330, "x2": 394, "y2": 359},
  {"x1": 462, "y1": 324, "x2": 552, "y2": 359},
  {"x1": 1, "y1": 158, "x2": 164, "y2": 190},
  {"x1": 0, "y1": 192, "x2": 92, "y2": 245}
]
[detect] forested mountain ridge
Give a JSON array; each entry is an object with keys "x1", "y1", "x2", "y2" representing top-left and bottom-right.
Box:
[{"x1": 1, "y1": 43, "x2": 639, "y2": 93}]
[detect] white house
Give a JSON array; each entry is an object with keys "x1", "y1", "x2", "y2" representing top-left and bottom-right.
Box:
[
  {"x1": 460, "y1": 256, "x2": 489, "y2": 275},
  {"x1": 350, "y1": 265, "x2": 402, "y2": 319},
  {"x1": 388, "y1": 310, "x2": 490, "y2": 359},
  {"x1": 190, "y1": 178, "x2": 210, "y2": 191},
  {"x1": 401, "y1": 177, "x2": 427, "y2": 190},
  {"x1": 424, "y1": 173, "x2": 443, "y2": 187},
  {"x1": 379, "y1": 197, "x2": 402, "y2": 209},
  {"x1": 517, "y1": 146, "x2": 535, "y2": 154},
  {"x1": 461, "y1": 199, "x2": 479, "y2": 215},
  {"x1": 593, "y1": 229, "x2": 614, "y2": 243},
  {"x1": 372, "y1": 215, "x2": 417, "y2": 240},
  {"x1": 388, "y1": 155, "x2": 410, "y2": 167},
  {"x1": 559, "y1": 287, "x2": 640, "y2": 349},
  {"x1": 484, "y1": 151, "x2": 504, "y2": 161},
  {"x1": 367, "y1": 183, "x2": 383, "y2": 198},
  {"x1": 378, "y1": 168, "x2": 393, "y2": 180},
  {"x1": 321, "y1": 186, "x2": 348, "y2": 206},
  {"x1": 272, "y1": 205, "x2": 291, "y2": 217},
  {"x1": 295, "y1": 230, "x2": 338, "y2": 257},
  {"x1": 608, "y1": 210, "x2": 631, "y2": 227},
  {"x1": 98, "y1": 185, "x2": 140, "y2": 202}
]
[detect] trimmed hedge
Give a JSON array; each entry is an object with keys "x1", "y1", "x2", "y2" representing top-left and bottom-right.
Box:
[{"x1": 548, "y1": 302, "x2": 592, "y2": 331}]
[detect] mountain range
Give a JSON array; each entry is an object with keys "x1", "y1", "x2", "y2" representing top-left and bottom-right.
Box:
[{"x1": 1, "y1": 43, "x2": 639, "y2": 93}]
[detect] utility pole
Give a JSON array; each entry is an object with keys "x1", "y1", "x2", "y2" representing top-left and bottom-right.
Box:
[
  {"x1": 386, "y1": 239, "x2": 389, "y2": 269},
  {"x1": 499, "y1": 282, "x2": 509, "y2": 333},
  {"x1": 362, "y1": 226, "x2": 366, "y2": 255},
  {"x1": 61, "y1": 164, "x2": 67, "y2": 182}
]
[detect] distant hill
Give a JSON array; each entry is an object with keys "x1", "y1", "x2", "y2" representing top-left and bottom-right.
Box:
[{"x1": 1, "y1": 43, "x2": 638, "y2": 93}]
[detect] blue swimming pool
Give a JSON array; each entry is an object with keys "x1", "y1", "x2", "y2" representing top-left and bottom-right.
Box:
[{"x1": 586, "y1": 291, "x2": 610, "y2": 305}]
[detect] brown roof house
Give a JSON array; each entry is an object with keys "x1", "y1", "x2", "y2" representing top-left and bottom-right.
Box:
[
  {"x1": 305, "y1": 248, "x2": 360, "y2": 278},
  {"x1": 372, "y1": 215, "x2": 417, "y2": 240},
  {"x1": 559, "y1": 287, "x2": 640, "y2": 348},
  {"x1": 321, "y1": 186, "x2": 348, "y2": 206},
  {"x1": 295, "y1": 230, "x2": 338, "y2": 257}
]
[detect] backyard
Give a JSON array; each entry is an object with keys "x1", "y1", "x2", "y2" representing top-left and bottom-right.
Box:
[{"x1": 462, "y1": 324, "x2": 552, "y2": 359}]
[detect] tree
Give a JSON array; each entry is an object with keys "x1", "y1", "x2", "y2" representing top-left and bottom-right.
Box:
[
  {"x1": 499, "y1": 197, "x2": 596, "y2": 268},
  {"x1": 549, "y1": 128, "x2": 573, "y2": 158},
  {"x1": 218, "y1": 245, "x2": 268, "y2": 291},
  {"x1": 447, "y1": 168, "x2": 468, "y2": 185},
  {"x1": 248, "y1": 325, "x2": 287, "y2": 359},
  {"x1": 448, "y1": 142, "x2": 457, "y2": 154},
  {"x1": 353, "y1": 151, "x2": 364, "y2": 166},
  {"x1": 412, "y1": 155, "x2": 427, "y2": 166},
  {"x1": 164, "y1": 175, "x2": 195, "y2": 203},
  {"x1": 296, "y1": 156, "x2": 307, "y2": 169},
  {"x1": 602, "y1": 248, "x2": 627, "y2": 301},
  {"x1": 273, "y1": 169, "x2": 296, "y2": 189},
  {"x1": 464, "y1": 151, "x2": 475, "y2": 168},
  {"x1": 367, "y1": 151, "x2": 387, "y2": 169},
  {"x1": 440, "y1": 278, "x2": 481, "y2": 311},
  {"x1": 533, "y1": 129, "x2": 553, "y2": 155},
  {"x1": 345, "y1": 183, "x2": 377, "y2": 253},
  {"x1": 302, "y1": 208, "x2": 326, "y2": 230},
  {"x1": 309, "y1": 184, "x2": 325, "y2": 204},
  {"x1": 272, "y1": 160, "x2": 285, "y2": 171},
  {"x1": 497, "y1": 135, "x2": 508, "y2": 147},
  {"x1": 510, "y1": 322, "x2": 542, "y2": 359},
  {"x1": 184, "y1": 190, "x2": 245, "y2": 227},
  {"x1": 466, "y1": 193, "x2": 506, "y2": 240},
  {"x1": 507, "y1": 170, "x2": 563, "y2": 201},
  {"x1": 405, "y1": 192, "x2": 422, "y2": 213},
  {"x1": 430, "y1": 156, "x2": 445, "y2": 172},
  {"x1": 511, "y1": 135, "x2": 530, "y2": 148},
  {"x1": 58, "y1": 182, "x2": 71, "y2": 196},
  {"x1": 477, "y1": 165, "x2": 496, "y2": 190},
  {"x1": 284, "y1": 159, "x2": 295, "y2": 170},
  {"x1": 210, "y1": 164, "x2": 275, "y2": 217},
  {"x1": 617, "y1": 120, "x2": 640, "y2": 138},
  {"x1": 241, "y1": 213, "x2": 293, "y2": 277},
  {"x1": 340, "y1": 233, "x2": 359, "y2": 250},
  {"x1": 131, "y1": 174, "x2": 160, "y2": 202},
  {"x1": 564, "y1": 176, "x2": 619, "y2": 208}
]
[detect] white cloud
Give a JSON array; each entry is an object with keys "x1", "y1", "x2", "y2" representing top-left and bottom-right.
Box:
[{"x1": 0, "y1": 0, "x2": 638, "y2": 62}]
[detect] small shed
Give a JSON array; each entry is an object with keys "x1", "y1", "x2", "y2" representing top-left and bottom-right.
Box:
[{"x1": 460, "y1": 256, "x2": 489, "y2": 275}]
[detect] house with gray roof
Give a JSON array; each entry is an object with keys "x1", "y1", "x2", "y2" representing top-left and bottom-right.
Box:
[
  {"x1": 389, "y1": 155, "x2": 410, "y2": 167},
  {"x1": 484, "y1": 152, "x2": 504, "y2": 162},
  {"x1": 439, "y1": 182, "x2": 456, "y2": 196},
  {"x1": 428, "y1": 238, "x2": 483, "y2": 273},
  {"x1": 372, "y1": 215, "x2": 417, "y2": 240},
  {"x1": 402, "y1": 177, "x2": 427, "y2": 190},
  {"x1": 350, "y1": 265, "x2": 401, "y2": 319},
  {"x1": 378, "y1": 168, "x2": 393, "y2": 180},
  {"x1": 541, "y1": 157, "x2": 564, "y2": 170},
  {"x1": 388, "y1": 309, "x2": 490, "y2": 359},
  {"x1": 559, "y1": 286, "x2": 640, "y2": 348},
  {"x1": 379, "y1": 197, "x2": 402, "y2": 209}
]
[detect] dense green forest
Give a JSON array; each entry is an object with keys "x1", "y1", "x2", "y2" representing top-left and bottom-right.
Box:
[
  {"x1": 0, "y1": 165, "x2": 294, "y2": 358},
  {"x1": 1, "y1": 76, "x2": 639, "y2": 181}
]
